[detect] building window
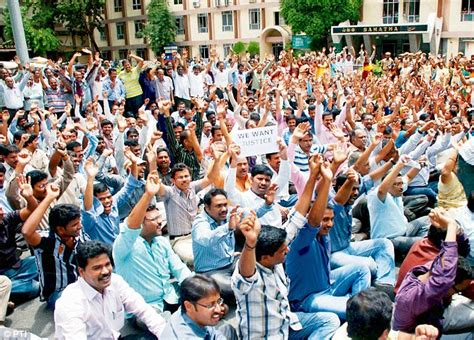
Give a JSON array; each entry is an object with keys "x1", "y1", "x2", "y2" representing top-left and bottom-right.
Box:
[
  {"x1": 116, "y1": 22, "x2": 125, "y2": 40},
  {"x1": 403, "y1": 0, "x2": 420, "y2": 22},
  {"x1": 174, "y1": 0, "x2": 183, "y2": 4},
  {"x1": 176, "y1": 16, "x2": 185, "y2": 35},
  {"x1": 199, "y1": 45, "x2": 209, "y2": 59},
  {"x1": 132, "y1": 0, "x2": 142, "y2": 10},
  {"x1": 249, "y1": 9, "x2": 260, "y2": 30},
  {"x1": 99, "y1": 25, "x2": 107, "y2": 41},
  {"x1": 461, "y1": 0, "x2": 474, "y2": 21},
  {"x1": 222, "y1": 11, "x2": 233, "y2": 32},
  {"x1": 134, "y1": 20, "x2": 144, "y2": 38},
  {"x1": 198, "y1": 14, "x2": 208, "y2": 33},
  {"x1": 118, "y1": 49, "x2": 128, "y2": 60},
  {"x1": 274, "y1": 12, "x2": 285, "y2": 26},
  {"x1": 136, "y1": 48, "x2": 146, "y2": 59},
  {"x1": 223, "y1": 44, "x2": 233, "y2": 57},
  {"x1": 383, "y1": 0, "x2": 399, "y2": 24},
  {"x1": 114, "y1": 0, "x2": 122, "y2": 12}
]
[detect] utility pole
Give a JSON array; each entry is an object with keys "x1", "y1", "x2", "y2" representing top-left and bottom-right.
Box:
[{"x1": 7, "y1": 0, "x2": 29, "y2": 63}]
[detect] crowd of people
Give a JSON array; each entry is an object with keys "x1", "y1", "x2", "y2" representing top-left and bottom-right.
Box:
[{"x1": 0, "y1": 43, "x2": 473, "y2": 339}]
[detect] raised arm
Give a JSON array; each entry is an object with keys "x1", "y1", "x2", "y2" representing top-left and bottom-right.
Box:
[
  {"x1": 377, "y1": 157, "x2": 407, "y2": 202},
  {"x1": 83, "y1": 158, "x2": 99, "y2": 212},
  {"x1": 238, "y1": 211, "x2": 261, "y2": 278},
  {"x1": 334, "y1": 168, "x2": 358, "y2": 205},
  {"x1": 307, "y1": 161, "x2": 333, "y2": 226},
  {"x1": 22, "y1": 184, "x2": 60, "y2": 247},
  {"x1": 127, "y1": 172, "x2": 161, "y2": 229}
]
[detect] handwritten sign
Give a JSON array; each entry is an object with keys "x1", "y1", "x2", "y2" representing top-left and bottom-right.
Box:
[{"x1": 232, "y1": 126, "x2": 279, "y2": 157}]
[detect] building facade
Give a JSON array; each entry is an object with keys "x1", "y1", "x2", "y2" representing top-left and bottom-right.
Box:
[
  {"x1": 331, "y1": 0, "x2": 474, "y2": 58},
  {"x1": 93, "y1": 0, "x2": 290, "y2": 61}
]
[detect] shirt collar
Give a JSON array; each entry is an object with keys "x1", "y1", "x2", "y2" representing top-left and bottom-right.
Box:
[
  {"x1": 181, "y1": 309, "x2": 210, "y2": 337},
  {"x1": 78, "y1": 276, "x2": 103, "y2": 302}
]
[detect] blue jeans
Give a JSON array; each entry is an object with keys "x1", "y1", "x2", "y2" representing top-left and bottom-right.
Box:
[
  {"x1": 405, "y1": 186, "x2": 437, "y2": 207},
  {"x1": 1, "y1": 256, "x2": 39, "y2": 300},
  {"x1": 279, "y1": 194, "x2": 298, "y2": 208},
  {"x1": 46, "y1": 289, "x2": 63, "y2": 310},
  {"x1": 330, "y1": 239, "x2": 395, "y2": 285},
  {"x1": 298, "y1": 264, "x2": 371, "y2": 320},
  {"x1": 289, "y1": 311, "x2": 340, "y2": 340},
  {"x1": 390, "y1": 215, "x2": 430, "y2": 254}
]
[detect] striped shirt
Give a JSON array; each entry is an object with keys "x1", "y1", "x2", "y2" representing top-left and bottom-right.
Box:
[
  {"x1": 294, "y1": 144, "x2": 328, "y2": 172},
  {"x1": 164, "y1": 115, "x2": 203, "y2": 180},
  {"x1": 33, "y1": 233, "x2": 88, "y2": 300},
  {"x1": 231, "y1": 211, "x2": 307, "y2": 339},
  {"x1": 161, "y1": 180, "x2": 204, "y2": 236},
  {"x1": 119, "y1": 66, "x2": 143, "y2": 98},
  {"x1": 44, "y1": 87, "x2": 66, "y2": 112}
]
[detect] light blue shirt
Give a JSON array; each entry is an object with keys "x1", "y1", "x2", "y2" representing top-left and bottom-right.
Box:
[
  {"x1": 367, "y1": 189, "x2": 407, "y2": 239},
  {"x1": 192, "y1": 210, "x2": 236, "y2": 273},
  {"x1": 113, "y1": 224, "x2": 191, "y2": 312},
  {"x1": 81, "y1": 175, "x2": 141, "y2": 244},
  {"x1": 102, "y1": 77, "x2": 126, "y2": 103},
  {"x1": 161, "y1": 308, "x2": 226, "y2": 339}
]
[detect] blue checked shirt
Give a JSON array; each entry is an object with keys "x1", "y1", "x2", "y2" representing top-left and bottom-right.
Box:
[{"x1": 231, "y1": 210, "x2": 307, "y2": 339}]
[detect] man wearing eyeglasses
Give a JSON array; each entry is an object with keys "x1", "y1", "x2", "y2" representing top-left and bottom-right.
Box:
[
  {"x1": 161, "y1": 274, "x2": 237, "y2": 339},
  {"x1": 113, "y1": 172, "x2": 192, "y2": 316}
]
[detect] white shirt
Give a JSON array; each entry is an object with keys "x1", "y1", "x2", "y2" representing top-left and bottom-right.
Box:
[
  {"x1": 54, "y1": 274, "x2": 166, "y2": 340},
  {"x1": 155, "y1": 76, "x2": 174, "y2": 101},
  {"x1": 459, "y1": 137, "x2": 474, "y2": 166},
  {"x1": 172, "y1": 72, "x2": 190, "y2": 100},
  {"x1": 451, "y1": 205, "x2": 474, "y2": 265},
  {"x1": 188, "y1": 72, "x2": 206, "y2": 98}
]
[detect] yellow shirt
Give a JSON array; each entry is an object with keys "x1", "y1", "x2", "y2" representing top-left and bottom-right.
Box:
[
  {"x1": 118, "y1": 66, "x2": 143, "y2": 98},
  {"x1": 438, "y1": 173, "x2": 467, "y2": 209}
]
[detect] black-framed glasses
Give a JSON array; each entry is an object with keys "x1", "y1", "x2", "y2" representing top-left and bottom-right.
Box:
[{"x1": 194, "y1": 297, "x2": 224, "y2": 310}]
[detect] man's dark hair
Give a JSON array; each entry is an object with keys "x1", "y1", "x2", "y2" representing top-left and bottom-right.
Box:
[
  {"x1": 76, "y1": 240, "x2": 113, "y2": 269},
  {"x1": 256, "y1": 225, "x2": 287, "y2": 261},
  {"x1": 251, "y1": 164, "x2": 273, "y2": 179},
  {"x1": 108, "y1": 68, "x2": 117, "y2": 75},
  {"x1": 211, "y1": 126, "x2": 221, "y2": 137},
  {"x1": 468, "y1": 191, "x2": 474, "y2": 213},
  {"x1": 124, "y1": 139, "x2": 139, "y2": 148},
  {"x1": 24, "y1": 133, "x2": 38, "y2": 147},
  {"x1": 285, "y1": 114, "x2": 296, "y2": 123},
  {"x1": 206, "y1": 111, "x2": 216, "y2": 120},
  {"x1": 171, "y1": 163, "x2": 190, "y2": 179},
  {"x1": 66, "y1": 141, "x2": 81, "y2": 152},
  {"x1": 203, "y1": 188, "x2": 227, "y2": 206},
  {"x1": 156, "y1": 147, "x2": 169, "y2": 156},
  {"x1": 0, "y1": 163, "x2": 6, "y2": 174},
  {"x1": 361, "y1": 113, "x2": 374, "y2": 121},
  {"x1": 26, "y1": 170, "x2": 48, "y2": 188},
  {"x1": 180, "y1": 274, "x2": 220, "y2": 309},
  {"x1": 93, "y1": 182, "x2": 109, "y2": 196},
  {"x1": 346, "y1": 288, "x2": 393, "y2": 340},
  {"x1": 265, "y1": 152, "x2": 278, "y2": 161},
  {"x1": 49, "y1": 204, "x2": 81, "y2": 234},
  {"x1": 101, "y1": 119, "x2": 113, "y2": 128},
  {"x1": 13, "y1": 131, "x2": 24, "y2": 143},
  {"x1": 249, "y1": 113, "x2": 260, "y2": 123},
  {"x1": 126, "y1": 128, "x2": 139, "y2": 138},
  {"x1": 0, "y1": 144, "x2": 20, "y2": 157},
  {"x1": 179, "y1": 130, "x2": 190, "y2": 144},
  {"x1": 349, "y1": 128, "x2": 364, "y2": 143},
  {"x1": 455, "y1": 256, "x2": 473, "y2": 285}
]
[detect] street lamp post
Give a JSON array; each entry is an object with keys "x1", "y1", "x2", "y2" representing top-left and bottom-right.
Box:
[{"x1": 7, "y1": 0, "x2": 30, "y2": 63}]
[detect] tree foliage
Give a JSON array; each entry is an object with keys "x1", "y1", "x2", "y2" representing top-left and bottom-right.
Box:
[
  {"x1": 281, "y1": 0, "x2": 362, "y2": 43},
  {"x1": 143, "y1": 0, "x2": 176, "y2": 55},
  {"x1": 247, "y1": 41, "x2": 260, "y2": 56},
  {"x1": 3, "y1": 4, "x2": 60, "y2": 55},
  {"x1": 3, "y1": 0, "x2": 105, "y2": 55},
  {"x1": 55, "y1": 0, "x2": 106, "y2": 52},
  {"x1": 232, "y1": 41, "x2": 246, "y2": 55}
]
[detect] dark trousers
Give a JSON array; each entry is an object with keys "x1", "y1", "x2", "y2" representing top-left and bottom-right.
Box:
[{"x1": 124, "y1": 94, "x2": 143, "y2": 115}]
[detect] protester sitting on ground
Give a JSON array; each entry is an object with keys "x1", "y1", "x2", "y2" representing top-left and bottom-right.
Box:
[
  {"x1": 22, "y1": 184, "x2": 87, "y2": 309},
  {"x1": 54, "y1": 240, "x2": 166, "y2": 339},
  {"x1": 332, "y1": 287, "x2": 439, "y2": 340},
  {"x1": 161, "y1": 274, "x2": 237, "y2": 339},
  {"x1": 393, "y1": 208, "x2": 474, "y2": 335},
  {"x1": 113, "y1": 171, "x2": 191, "y2": 315}
]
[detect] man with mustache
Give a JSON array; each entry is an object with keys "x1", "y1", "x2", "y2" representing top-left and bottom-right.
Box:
[{"x1": 54, "y1": 240, "x2": 166, "y2": 339}]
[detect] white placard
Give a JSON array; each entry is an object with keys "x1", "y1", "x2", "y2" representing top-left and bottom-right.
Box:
[{"x1": 232, "y1": 125, "x2": 279, "y2": 157}]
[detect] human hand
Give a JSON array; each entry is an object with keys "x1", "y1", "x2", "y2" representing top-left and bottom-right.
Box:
[
  {"x1": 264, "y1": 183, "x2": 278, "y2": 206},
  {"x1": 414, "y1": 324, "x2": 439, "y2": 340},
  {"x1": 292, "y1": 122, "x2": 311, "y2": 141},
  {"x1": 239, "y1": 210, "x2": 261, "y2": 247},
  {"x1": 46, "y1": 183, "x2": 60, "y2": 199},
  {"x1": 145, "y1": 171, "x2": 162, "y2": 195},
  {"x1": 84, "y1": 158, "x2": 99, "y2": 179},
  {"x1": 18, "y1": 174, "x2": 34, "y2": 198}
]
